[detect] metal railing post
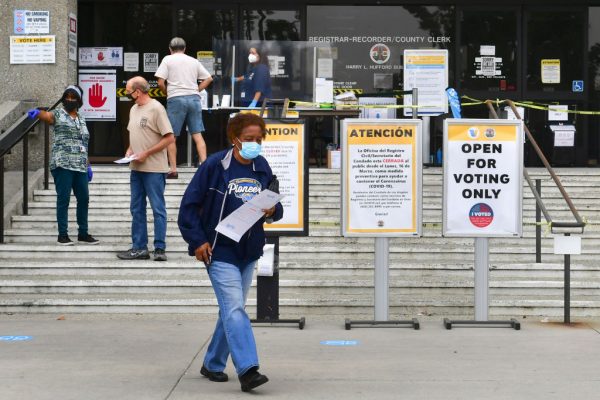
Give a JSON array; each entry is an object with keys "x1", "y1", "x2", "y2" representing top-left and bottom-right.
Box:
[
  {"x1": 44, "y1": 121, "x2": 50, "y2": 189},
  {"x1": 564, "y1": 232, "x2": 571, "y2": 324},
  {"x1": 536, "y1": 179, "x2": 542, "y2": 263},
  {"x1": 22, "y1": 133, "x2": 28, "y2": 215},
  {"x1": 0, "y1": 156, "x2": 4, "y2": 243}
]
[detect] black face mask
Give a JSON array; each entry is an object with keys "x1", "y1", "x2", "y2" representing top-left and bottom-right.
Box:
[
  {"x1": 62, "y1": 99, "x2": 79, "y2": 112},
  {"x1": 126, "y1": 89, "x2": 137, "y2": 101}
]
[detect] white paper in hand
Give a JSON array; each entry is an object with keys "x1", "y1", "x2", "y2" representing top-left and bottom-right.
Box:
[
  {"x1": 215, "y1": 189, "x2": 284, "y2": 242},
  {"x1": 114, "y1": 155, "x2": 137, "y2": 164}
]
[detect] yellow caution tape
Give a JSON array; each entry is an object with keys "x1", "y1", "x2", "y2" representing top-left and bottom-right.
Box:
[{"x1": 461, "y1": 96, "x2": 600, "y2": 116}]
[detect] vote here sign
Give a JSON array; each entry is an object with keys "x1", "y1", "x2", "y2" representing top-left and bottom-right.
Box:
[
  {"x1": 342, "y1": 119, "x2": 422, "y2": 237},
  {"x1": 443, "y1": 119, "x2": 523, "y2": 237}
]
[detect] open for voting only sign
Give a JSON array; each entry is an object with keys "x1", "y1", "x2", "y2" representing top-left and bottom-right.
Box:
[
  {"x1": 342, "y1": 119, "x2": 422, "y2": 237},
  {"x1": 443, "y1": 119, "x2": 523, "y2": 237},
  {"x1": 262, "y1": 120, "x2": 307, "y2": 234}
]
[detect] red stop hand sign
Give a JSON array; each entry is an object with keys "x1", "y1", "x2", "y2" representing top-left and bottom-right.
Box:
[{"x1": 89, "y1": 83, "x2": 107, "y2": 108}]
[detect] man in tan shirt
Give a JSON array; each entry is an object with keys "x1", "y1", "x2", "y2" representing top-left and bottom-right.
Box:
[{"x1": 117, "y1": 76, "x2": 175, "y2": 261}]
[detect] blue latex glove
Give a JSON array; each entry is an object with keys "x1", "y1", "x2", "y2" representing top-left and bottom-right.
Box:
[
  {"x1": 231, "y1": 77, "x2": 236, "y2": 85},
  {"x1": 87, "y1": 165, "x2": 93, "y2": 182},
  {"x1": 249, "y1": 99, "x2": 258, "y2": 108},
  {"x1": 27, "y1": 108, "x2": 40, "y2": 119}
]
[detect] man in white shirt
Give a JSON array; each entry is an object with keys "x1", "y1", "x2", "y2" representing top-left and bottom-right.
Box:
[{"x1": 156, "y1": 37, "x2": 213, "y2": 178}]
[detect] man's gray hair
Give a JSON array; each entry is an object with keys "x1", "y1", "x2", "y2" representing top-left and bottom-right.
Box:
[
  {"x1": 169, "y1": 37, "x2": 186, "y2": 51},
  {"x1": 130, "y1": 77, "x2": 150, "y2": 93}
]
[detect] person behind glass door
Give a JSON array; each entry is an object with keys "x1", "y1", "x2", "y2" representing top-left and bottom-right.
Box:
[
  {"x1": 178, "y1": 113, "x2": 283, "y2": 392},
  {"x1": 156, "y1": 37, "x2": 213, "y2": 178},
  {"x1": 27, "y1": 85, "x2": 99, "y2": 246},
  {"x1": 233, "y1": 47, "x2": 272, "y2": 108}
]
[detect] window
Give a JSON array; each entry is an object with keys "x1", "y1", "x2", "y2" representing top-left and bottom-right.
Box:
[
  {"x1": 525, "y1": 9, "x2": 585, "y2": 92},
  {"x1": 459, "y1": 9, "x2": 518, "y2": 92},
  {"x1": 307, "y1": 5, "x2": 454, "y2": 94},
  {"x1": 241, "y1": 9, "x2": 301, "y2": 41}
]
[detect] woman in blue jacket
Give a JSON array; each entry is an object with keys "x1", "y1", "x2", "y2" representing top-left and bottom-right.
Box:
[
  {"x1": 178, "y1": 113, "x2": 283, "y2": 392},
  {"x1": 234, "y1": 47, "x2": 272, "y2": 107}
]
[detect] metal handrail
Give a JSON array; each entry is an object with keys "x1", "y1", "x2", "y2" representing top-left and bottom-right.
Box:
[
  {"x1": 0, "y1": 99, "x2": 61, "y2": 243},
  {"x1": 485, "y1": 100, "x2": 585, "y2": 233}
]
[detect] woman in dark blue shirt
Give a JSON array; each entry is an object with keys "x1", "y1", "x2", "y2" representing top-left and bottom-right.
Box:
[
  {"x1": 178, "y1": 113, "x2": 283, "y2": 392},
  {"x1": 234, "y1": 47, "x2": 272, "y2": 107}
]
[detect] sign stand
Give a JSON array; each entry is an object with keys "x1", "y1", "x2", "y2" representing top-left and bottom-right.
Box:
[
  {"x1": 252, "y1": 236, "x2": 306, "y2": 329},
  {"x1": 342, "y1": 109, "x2": 422, "y2": 331},
  {"x1": 443, "y1": 238, "x2": 520, "y2": 330},
  {"x1": 345, "y1": 237, "x2": 420, "y2": 330},
  {"x1": 250, "y1": 106, "x2": 308, "y2": 330},
  {"x1": 442, "y1": 119, "x2": 524, "y2": 331}
]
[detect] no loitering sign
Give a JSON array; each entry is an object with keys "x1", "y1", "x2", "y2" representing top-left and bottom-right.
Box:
[{"x1": 443, "y1": 119, "x2": 523, "y2": 237}]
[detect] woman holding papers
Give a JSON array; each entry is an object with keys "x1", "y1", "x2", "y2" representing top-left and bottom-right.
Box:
[
  {"x1": 178, "y1": 113, "x2": 283, "y2": 393},
  {"x1": 27, "y1": 85, "x2": 98, "y2": 246}
]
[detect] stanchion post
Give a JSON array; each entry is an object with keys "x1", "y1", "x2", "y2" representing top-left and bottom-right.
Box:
[
  {"x1": 22, "y1": 133, "x2": 28, "y2": 215},
  {"x1": 186, "y1": 130, "x2": 192, "y2": 167},
  {"x1": 44, "y1": 122, "x2": 50, "y2": 190},
  {"x1": 564, "y1": 232, "x2": 571, "y2": 324},
  {"x1": 256, "y1": 236, "x2": 279, "y2": 321},
  {"x1": 536, "y1": 179, "x2": 541, "y2": 263}
]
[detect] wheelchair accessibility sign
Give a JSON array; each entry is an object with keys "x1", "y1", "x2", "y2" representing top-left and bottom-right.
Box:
[{"x1": 572, "y1": 80, "x2": 584, "y2": 92}]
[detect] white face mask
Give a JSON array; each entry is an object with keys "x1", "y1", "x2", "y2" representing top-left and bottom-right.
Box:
[{"x1": 248, "y1": 53, "x2": 258, "y2": 63}]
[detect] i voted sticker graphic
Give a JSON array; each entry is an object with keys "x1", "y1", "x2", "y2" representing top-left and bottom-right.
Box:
[{"x1": 469, "y1": 203, "x2": 494, "y2": 228}]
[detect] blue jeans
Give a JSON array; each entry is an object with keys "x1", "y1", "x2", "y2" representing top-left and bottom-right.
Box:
[
  {"x1": 130, "y1": 170, "x2": 166, "y2": 250},
  {"x1": 51, "y1": 167, "x2": 89, "y2": 236},
  {"x1": 204, "y1": 260, "x2": 258, "y2": 376},
  {"x1": 166, "y1": 95, "x2": 204, "y2": 136}
]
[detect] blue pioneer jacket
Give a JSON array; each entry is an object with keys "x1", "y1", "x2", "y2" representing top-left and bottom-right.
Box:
[{"x1": 178, "y1": 147, "x2": 284, "y2": 261}]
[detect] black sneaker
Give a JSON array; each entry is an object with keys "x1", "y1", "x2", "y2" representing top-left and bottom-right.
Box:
[
  {"x1": 78, "y1": 234, "x2": 99, "y2": 245},
  {"x1": 201, "y1": 365, "x2": 228, "y2": 382},
  {"x1": 57, "y1": 235, "x2": 74, "y2": 246},
  {"x1": 153, "y1": 248, "x2": 167, "y2": 261},
  {"x1": 117, "y1": 249, "x2": 150, "y2": 260},
  {"x1": 239, "y1": 368, "x2": 268, "y2": 392}
]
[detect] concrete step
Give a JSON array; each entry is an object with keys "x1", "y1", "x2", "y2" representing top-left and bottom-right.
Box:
[{"x1": 0, "y1": 294, "x2": 599, "y2": 318}]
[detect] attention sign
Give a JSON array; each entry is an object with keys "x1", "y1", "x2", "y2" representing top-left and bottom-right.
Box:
[
  {"x1": 342, "y1": 119, "x2": 422, "y2": 237},
  {"x1": 262, "y1": 121, "x2": 306, "y2": 233}
]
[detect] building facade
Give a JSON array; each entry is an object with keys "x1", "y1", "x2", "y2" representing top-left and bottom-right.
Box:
[{"x1": 4, "y1": 1, "x2": 600, "y2": 167}]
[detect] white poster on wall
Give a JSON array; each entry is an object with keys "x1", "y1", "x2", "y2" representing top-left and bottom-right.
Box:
[
  {"x1": 143, "y1": 53, "x2": 159, "y2": 73},
  {"x1": 403, "y1": 49, "x2": 448, "y2": 116},
  {"x1": 443, "y1": 119, "x2": 523, "y2": 237},
  {"x1": 10, "y1": 35, "x2": 55, "y2": 64},
  {"x1": 78, "y1": 70, "x2": 117, "y2": 121},
  {"x1": 261, "y1": 121, "x2": 306, "y2": 232},
  {"x1": 79, "y1": 47, "x2": 123, "y2": 67},
  {"x1": 124, "y1": 52, "x2": 139, "y2": 72},
  {"x1": 14, "y1": 10, "x2": 50, "y2": 34}
]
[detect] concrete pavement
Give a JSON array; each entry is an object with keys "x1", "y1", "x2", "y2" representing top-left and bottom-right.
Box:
[{"x1": 1, "y1": 314, "x2": 599, "y2": 400}]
